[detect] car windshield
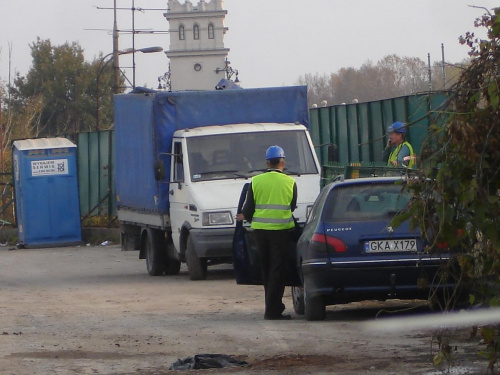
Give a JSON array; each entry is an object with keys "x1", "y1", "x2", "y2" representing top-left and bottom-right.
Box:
[
  {"x1": 322, "y1": 182, "x2": 410, "y2": 222},
  {"x1": 186, "y1": 129, "x2": 317, "y2": 181}
]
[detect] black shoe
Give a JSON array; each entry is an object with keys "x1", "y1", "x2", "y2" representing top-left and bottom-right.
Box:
[{"x1": 264, "y1": 314, "x2": 292, "y2": 320}]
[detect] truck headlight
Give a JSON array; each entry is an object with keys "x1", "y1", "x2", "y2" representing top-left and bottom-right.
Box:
[{"x1": 202, "y1": 211, "x2": 233, "y2": 226}]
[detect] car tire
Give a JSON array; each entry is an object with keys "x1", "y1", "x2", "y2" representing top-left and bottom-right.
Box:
[
  {"x1": 186, "y1": 235, "x2": 207, "y2": 280},
  {"x1": 292, "y1": 286, "x2": 305, "y2": 315},
  {"x1": 304, "y1": 279, "x2": 326, "y2": 321},
  {"x1": 145, "y1": 228, "x2": 166, "y2": 276}
]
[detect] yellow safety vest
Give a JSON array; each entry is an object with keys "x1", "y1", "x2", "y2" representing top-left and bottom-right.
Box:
[
  {"x1": 388, "y1": 141, "x2": 415, "y2": 168},
  {"x1": 250, "y1": 171, "x2": 295, "y2": 230}
]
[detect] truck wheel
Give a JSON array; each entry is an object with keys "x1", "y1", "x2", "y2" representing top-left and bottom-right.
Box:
[
  {"x1": 304, "y1": 279, "x2": 326, "y2": 321},
  {"x1": 292, "y1": 286, "x2": 305, "y2": 315},
  {"x1": 145, "y1": 228, "x2": 166, "y2": 276},
  {"x1": 186, "y1": 236, "x2": 207, "y2": 280},
  {"x1": 164, "y1": 259, "x2": 181, "y2": 276}
]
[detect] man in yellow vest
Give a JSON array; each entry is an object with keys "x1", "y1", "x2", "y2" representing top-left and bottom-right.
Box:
[
  {"x1": 236, "y1": 145, "x2": 297, "y2": 320},
  {"x1": 383, "y1": 121, "x2": 415, "y2": 168}
]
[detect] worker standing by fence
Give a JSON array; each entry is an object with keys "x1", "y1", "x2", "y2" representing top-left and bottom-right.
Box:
[{"x1": 383, "y1": 122, "x2": 415, "y2": 168}]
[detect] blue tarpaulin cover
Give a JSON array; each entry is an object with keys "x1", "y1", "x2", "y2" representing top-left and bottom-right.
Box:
[{"x1": 114, "y1": 86, "x2": 309, "y2": 214}]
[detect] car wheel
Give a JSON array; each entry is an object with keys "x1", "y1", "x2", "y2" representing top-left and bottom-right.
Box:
[
  {"x1": 145, "y1": 228, "x2": 166, "y2": 276},
  {"x1": 186, "y1": 235, "x2": 207, "y2": 280},
  {"x1": 304, "y1": 279, "x2": 326, "y2": 321},
  {"x1": 292, "y1": 286, "x2": 305, "y2": 315}
]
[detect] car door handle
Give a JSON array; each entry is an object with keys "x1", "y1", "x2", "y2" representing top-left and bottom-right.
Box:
[{"x1": 169, "y1": 189, "x2": 174, "y2": 195}]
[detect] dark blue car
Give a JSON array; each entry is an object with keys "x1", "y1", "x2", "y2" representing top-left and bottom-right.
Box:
[{"x1": 233, "y1": 177, "x2": 453, "y2": 321}]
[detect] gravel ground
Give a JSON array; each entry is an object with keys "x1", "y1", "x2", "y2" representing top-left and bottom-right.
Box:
[{"x1": 0, "y1": 244, "x2": 489, "y2": 374}]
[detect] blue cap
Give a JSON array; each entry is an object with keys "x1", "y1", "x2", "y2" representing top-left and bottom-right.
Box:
[
  {"x1": 266, "y1": 145, "x2": 286, "y2": 160},
  {"x1": 387, "y1": 121, "x2": 406, "y2": 134}
]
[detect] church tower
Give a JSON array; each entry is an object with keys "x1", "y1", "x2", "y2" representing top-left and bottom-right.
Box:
[{"x1": 165, "y1": 0, "x2": 230, "y2": 91}]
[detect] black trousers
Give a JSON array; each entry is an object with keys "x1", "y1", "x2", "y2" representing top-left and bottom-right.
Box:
[{"x1": 252, "y1": 229, "x2": 290, "y2": 318}]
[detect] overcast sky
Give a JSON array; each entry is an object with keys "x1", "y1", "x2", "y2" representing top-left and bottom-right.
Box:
[{"x1": 0, "y1": 0, "x2": 498, "y2": 90}]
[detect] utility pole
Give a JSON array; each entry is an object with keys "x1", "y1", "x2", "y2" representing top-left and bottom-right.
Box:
[
  {"x1": 427, "y1": 53, "x2": 432, "y2": 92},
  {"x1": 113, "y1": 0, "x2": 120, "y2": 94},
  {"x1": 131, "y1": 0, "x2": 136, "y2": 88},
  {"x1": 441, "y1": 43, "x2": 446, "y2": 90}
]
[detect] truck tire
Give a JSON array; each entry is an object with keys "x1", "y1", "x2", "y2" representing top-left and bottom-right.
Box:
[
  {"x1": 304, "y1": 279, "x2": 326, "y2": 321},
  {"x1": 164, "y1": 259, "x2": 181, "y2": 276},
  {"x1": 186, "y1": 235, "x2": 207, "y2": 280},
  {"x1": 145, "y1": 228, "x2": 166, "y2": 276}
]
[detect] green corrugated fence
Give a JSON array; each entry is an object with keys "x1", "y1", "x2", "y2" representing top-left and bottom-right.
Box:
[{"x1": 69, "y1": 131, "x2": 115, "y2": 220}]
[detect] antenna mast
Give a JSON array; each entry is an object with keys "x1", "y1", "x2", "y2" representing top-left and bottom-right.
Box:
[
  {"x1": 113, "y1": 0, "x2": 119, "y2": 93},
  {"x1": 97, "y1": 0, "x2": 168, "y2": 89}
]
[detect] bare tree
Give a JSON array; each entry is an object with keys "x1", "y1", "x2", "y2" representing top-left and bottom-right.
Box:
[
  {"x1": 297, "y1": 73, "x2": 335, "y2": 108},
  {"x1": 297, "y1": 54, "x2": 465, "y2": 106}
]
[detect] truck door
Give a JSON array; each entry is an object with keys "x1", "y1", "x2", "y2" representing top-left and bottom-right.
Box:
[
  {"x1": 169, "y1": 140, "x2": 190, "y2": 253},
  {"x1": 232, "y1": 183, "x2": 302, "y2": 286}
]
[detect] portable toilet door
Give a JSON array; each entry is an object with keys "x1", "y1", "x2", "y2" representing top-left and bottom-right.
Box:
[{"x1": 13, "y1": 137, "x2": 82, "y2": 247}]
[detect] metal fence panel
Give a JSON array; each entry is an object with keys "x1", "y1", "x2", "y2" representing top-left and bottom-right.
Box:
[
  {"x1": 368, "y1": 100, "x2": 385, "y2": 162},
  {"x1": 336, "y1": 105, "x2": 349, "y2": 165},
  {"x1": 318, "y1": 107, "x2": 331, "y2": 167},
  {"x1": 358, "y1": 103, "x2": 370, "y2": 162},
  {"x1": 76, "y1": 131, "x2": 115, "y2": 219},
  {"x1": 347, "y1": 105, "x2": 360, "y2": 163}
]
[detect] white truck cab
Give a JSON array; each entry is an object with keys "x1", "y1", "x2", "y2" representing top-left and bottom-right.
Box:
[{"x1": 167, "y1": 123, "x2": 320, "y2": 279}]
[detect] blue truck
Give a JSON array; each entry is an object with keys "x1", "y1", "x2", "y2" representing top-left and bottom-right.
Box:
[{"x1": 114, "y1": 86, "x2": 322, "y2": 280}]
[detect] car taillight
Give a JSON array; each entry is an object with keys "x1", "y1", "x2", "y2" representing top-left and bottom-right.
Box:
[{"x1": 311, "y1": 233, "x2": 346, "y2": 253}]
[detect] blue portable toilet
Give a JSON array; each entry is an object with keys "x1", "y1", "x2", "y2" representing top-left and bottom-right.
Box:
[{"x1": 13, "y1": 137, "x2": 82, "y2": 247}]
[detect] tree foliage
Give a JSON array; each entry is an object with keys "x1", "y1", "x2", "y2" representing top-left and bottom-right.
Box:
[
  {"x1": 7, "y1": 38, "x2": 121, "y2": 137},
  {"x1": 298, "y1": 55, "x2": 464, "y2": 107},
  {"x1": 406, "y1": 8, "x2": 500, "y2": 308}
]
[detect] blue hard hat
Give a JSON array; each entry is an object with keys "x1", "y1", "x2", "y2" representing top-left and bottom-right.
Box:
[
  {"x1": 387, "y1": 121, "x2": 406, "y2": 134},
  {"x1": 266, "y1": 145, "x2": 286, "y2": 160}
]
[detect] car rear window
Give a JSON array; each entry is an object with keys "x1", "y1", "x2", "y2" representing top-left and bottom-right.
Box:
[{"x1": 322, "y1": 182, "x2": 410, "y2": 222}]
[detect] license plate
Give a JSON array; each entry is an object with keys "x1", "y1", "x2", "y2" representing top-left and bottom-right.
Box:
[{"x1": 365, "y1": 239, "x2": 418, "y2": 253}]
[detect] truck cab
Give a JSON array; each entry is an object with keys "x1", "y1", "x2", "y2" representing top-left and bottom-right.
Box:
[{"x1": 166, "y1": 123, "x2": 320, "y2": 279}]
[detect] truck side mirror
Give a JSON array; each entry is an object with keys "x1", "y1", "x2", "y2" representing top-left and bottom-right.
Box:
[
  {"x1": 153, "y1": 159, "x2": 166, "y2": 181},
  {"x1": 327, "y1": 143, "x2": 339, "y2": 163}
]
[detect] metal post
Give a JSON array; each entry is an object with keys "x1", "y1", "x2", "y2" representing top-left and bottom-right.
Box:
[
  {"x1": 441, "y1": 43, "x2": 446, "y2": 90},
  {"x1": 113, "y1": 0, "x2": 120, "y2": 94},
  {"x1": 132, "y1": 0, "x2": 136, "y2": 88},
  {"x1": 427, "y1": 53, "x2": 432, "y2": 92}
]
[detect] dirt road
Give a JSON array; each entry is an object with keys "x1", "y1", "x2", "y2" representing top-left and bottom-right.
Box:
[{"x1": 0, "y1": 244, "x2": 486, "y2": 374}]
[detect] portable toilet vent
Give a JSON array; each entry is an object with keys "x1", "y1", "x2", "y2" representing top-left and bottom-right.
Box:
[{"x1": 13, "y1": 137, "x2": 82, "y2": 247}]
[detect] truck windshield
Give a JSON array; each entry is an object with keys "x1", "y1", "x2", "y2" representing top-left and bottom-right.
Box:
[{"x1": 187, "y1": 130, "x2": 318, "y2": 182}]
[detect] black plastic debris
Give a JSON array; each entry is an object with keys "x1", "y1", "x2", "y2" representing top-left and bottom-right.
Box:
[{"x1": 169, "y1": 354, "x2": 248, "y2": 370}]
